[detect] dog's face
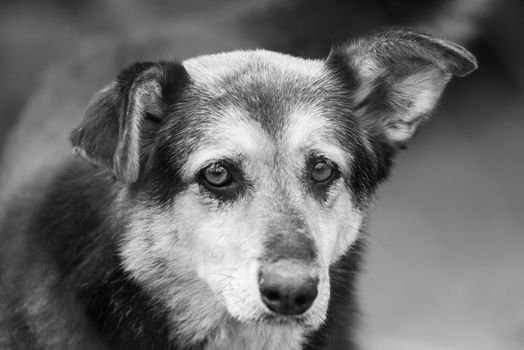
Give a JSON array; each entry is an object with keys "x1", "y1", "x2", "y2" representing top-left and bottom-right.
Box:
[
  {"x1": 71, "y1": 29, "x2": 476, "y2": 344},
  {"x1": 136, "y1": 51, "x2": 366, "y2": 330}
]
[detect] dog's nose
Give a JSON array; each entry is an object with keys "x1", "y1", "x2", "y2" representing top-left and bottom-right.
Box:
[{"x1": 258, "y1": 261, "x2": 319, "y2": 315}]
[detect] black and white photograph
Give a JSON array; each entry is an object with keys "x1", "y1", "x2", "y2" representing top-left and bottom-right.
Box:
[{"x1": 0, "y1": 1, "x2": 523, "y2": 349}]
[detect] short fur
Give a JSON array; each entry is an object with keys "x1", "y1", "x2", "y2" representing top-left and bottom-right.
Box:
[{"x1": 0, "y1": 28, "x2": 477, "y2": 350}]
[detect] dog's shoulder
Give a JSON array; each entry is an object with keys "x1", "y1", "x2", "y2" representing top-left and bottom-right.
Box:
[{"x1": 0, "y1": 158, "x2": 117, "y2": 349}]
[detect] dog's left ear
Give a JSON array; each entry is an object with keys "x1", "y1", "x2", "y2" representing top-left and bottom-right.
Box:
[
  {"x1": 327, "y1": 28, "x2": 478, "y2": 145},
  {"x1": 70, "y1": 61, "x2": 189, "y2": 183}
]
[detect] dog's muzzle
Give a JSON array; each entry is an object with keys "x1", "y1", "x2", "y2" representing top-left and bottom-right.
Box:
[{"x1": 258, "y1": 260, "x2": 319, "y2": 315}]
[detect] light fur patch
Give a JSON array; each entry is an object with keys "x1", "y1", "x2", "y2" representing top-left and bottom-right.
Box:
[
  {"x1": 385, "y1": 68, "x2": 451, "y2": 142},
  {"x1": 205, "y1": 321, "x2": 304, "y2": 350},
  {"x1": 283, "y1": 106, "x2": 363, "y2": 265},
  {"x1": 181, "y1": 107, "x2": 275, "y2": 181},
  {"x1": 350, "y1": 55, "x2": 385, "y2": 106},
  {"x1": 119, "y1": 199, "x2": 227, "y2": 345},
  {"x1": 183, "y1": 49, "x2": 326, "y2": 89},
  {"x1": 350, "y1": 49, "x2": 454, "y2": 143},
  {"x1": 119, "y1": 187, "x2": 316, "y2": 347},
  {"x1": 284, "y1": 105, "x2": 351, "y2": 174},
  {"x1": 114, "y1": 76, "x2": 162, "y2": 182}
]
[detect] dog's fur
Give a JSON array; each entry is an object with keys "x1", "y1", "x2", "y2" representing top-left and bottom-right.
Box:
[{"x1": 0, "y1": 28, "x2": 477, "y2": 350}]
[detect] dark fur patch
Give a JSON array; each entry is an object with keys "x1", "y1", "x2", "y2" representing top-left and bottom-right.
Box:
[
  {"x1": 23, "y1": 160, "x2": 185, "y2": 350},
  {"x1": 70, "y1": 60, "x2": 190, "y2": 184},
  {"x1": 320, "y1": 74, "x2": 396, "y2": 208},
  {"x1": 263, "y1": 214, "x2": 317, "y2": 263}
]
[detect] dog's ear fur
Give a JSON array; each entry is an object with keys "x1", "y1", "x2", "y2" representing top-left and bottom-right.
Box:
[
  {"x1": 327, "y1": 28, "x2": 478, "y2": 145},
  {"x1": 70, "y1": 61, "x2": 189, "y2": 183}
]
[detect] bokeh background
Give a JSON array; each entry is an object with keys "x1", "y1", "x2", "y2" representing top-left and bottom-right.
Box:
[{"x1": 0, "y1": 1, "x2": 523, "y2": 349}]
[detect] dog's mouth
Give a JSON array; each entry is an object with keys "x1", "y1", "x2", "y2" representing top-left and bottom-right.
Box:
[
  {"x1": 252, "y1": 304, "x2": 325, "y2": 330},
  {"x1": 236, "y1": 307, "x2": 324, "y2": 331},
  {"x1": 257, "y1": 312, "x2": 313, "y2": 327}
]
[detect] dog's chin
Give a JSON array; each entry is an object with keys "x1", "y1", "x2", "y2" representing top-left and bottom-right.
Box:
[
  {"x1": 231, "y1": 309, "x2": 326, "y2": 332},
  {"x1": 259, "y1": 312, "x2": 323, "y2": 330}
]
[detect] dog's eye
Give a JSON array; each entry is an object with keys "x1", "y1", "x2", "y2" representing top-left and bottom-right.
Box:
[
  {"x1": 307, "y1": 158, "x2": 340, "y2": 202},
  {"x1": 202, "y1": 163, "x2": 232, "y2": 187},
  {"x1": 311, "y1": 160, "x2": 335, "y2": 183},
  {"x1": 198, "y1": 162, "x2": 246, "y2": 202}
]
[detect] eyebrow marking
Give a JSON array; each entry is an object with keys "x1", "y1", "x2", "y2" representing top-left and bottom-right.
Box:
[
  {"x1": 283, "y1": 106, "x2": 351, "y2": 174},
  {"x1": 181, "y1": 108, "x2": 274, "y2": 180},
  {"x1": 182, "y1": 148, "x2": 243, "y2": 180},
  {"x1": 307, "y1": 146, "x2": 349, "y2": 172}
]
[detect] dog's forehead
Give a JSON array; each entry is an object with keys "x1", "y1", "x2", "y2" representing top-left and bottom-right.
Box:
[
  {"x1": 182, "y1": 50, "x2": 336, "y2": 123},
  {"x1": 165, "y1": 50, "x2": 357, "y2": 178},
  {"x1": 183, "y1": 49, "x2": 327, "y2": 88}
]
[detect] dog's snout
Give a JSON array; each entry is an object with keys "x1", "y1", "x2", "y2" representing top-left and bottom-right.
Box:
[{"x1": 258, "y1": 261, "x2": 319, "y2": 315}]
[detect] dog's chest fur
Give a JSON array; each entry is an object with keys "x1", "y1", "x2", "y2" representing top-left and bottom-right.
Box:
[{"x1": 204, "y1": 322, "x2": 304, "y2": 350}]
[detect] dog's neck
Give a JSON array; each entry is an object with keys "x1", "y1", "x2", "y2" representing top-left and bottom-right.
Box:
[{"x1": 204, "y1": 321, "x2": 305, "y2": 350}]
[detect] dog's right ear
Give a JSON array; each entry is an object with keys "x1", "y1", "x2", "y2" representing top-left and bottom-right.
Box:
[{"x1": 70, "y1": 61, "x2": 189, "y2": 183}]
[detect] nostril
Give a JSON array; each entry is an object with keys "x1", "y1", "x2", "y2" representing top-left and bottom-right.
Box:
[
  {"x1": 264, "y1": 290, "x2": 280, "y2": 302},
  {"x1": 295, "y1": 294, "x2": 308, "y2": 307},
  {"x1": 294, "y1": 283, "x2": 318, "y2": 308}
]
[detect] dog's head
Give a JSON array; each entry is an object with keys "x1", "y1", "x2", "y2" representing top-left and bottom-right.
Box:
[{"x1": 71, "y1": 29, "x2": 476, "y2": 343}]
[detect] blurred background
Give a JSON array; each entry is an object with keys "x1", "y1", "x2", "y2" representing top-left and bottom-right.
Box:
[{"x1": 0, "y1": 1, "x2": 522, "y2": 349}]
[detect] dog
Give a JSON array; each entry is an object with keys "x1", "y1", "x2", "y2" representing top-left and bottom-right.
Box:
[{"x1": 0, "y1": 28, "x2": 477, "y2": 350}]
